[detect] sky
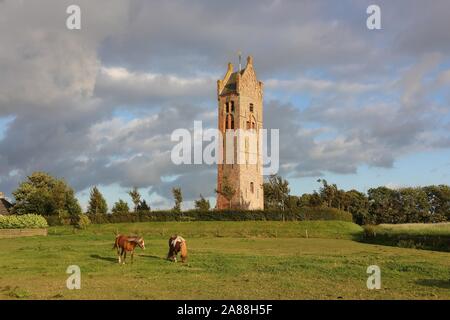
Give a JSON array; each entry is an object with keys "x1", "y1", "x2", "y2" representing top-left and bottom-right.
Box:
[{"x1": 0, "y1": 0, "x2": 449, "y2": 210}]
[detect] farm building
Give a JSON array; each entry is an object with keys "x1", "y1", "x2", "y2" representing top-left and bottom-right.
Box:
[{"x1": 0, "y1": 192, "x2": 13, "y2": 215}]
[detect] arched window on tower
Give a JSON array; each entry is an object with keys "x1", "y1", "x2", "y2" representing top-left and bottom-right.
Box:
[
  {"x1": 225, "y1": 114, "x2": 234, "y2": 130},
  {"x1": 248, "y1": 115, "x2": 256, "y2": 130}
]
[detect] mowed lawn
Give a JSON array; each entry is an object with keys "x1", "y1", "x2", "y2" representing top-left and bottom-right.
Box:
[{"x1": 0, "y1": 221, "x2": 449, "y2": 300}]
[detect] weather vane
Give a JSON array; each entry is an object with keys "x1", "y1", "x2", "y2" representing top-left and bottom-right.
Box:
[{"x1": 238, "y1": 50, "x2": 242, "y2": 71}]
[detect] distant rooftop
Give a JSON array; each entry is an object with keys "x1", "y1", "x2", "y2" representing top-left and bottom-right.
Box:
[{"x1": 0, "y1": 197, "x2": 13, "y2": 215}]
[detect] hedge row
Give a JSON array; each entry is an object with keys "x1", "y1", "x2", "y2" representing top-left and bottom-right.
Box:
[
  {"x1": 0, "y1": 214, "x2": 48, "y2": 229},
  {"x1": 44, "y1": 207, "x2": 353, "y2": 226}
]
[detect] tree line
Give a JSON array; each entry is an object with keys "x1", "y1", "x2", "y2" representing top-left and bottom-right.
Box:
[
  {"x1": 263, "y1": 175, "x2": 450, "y2": 224},
  {"x1": 8, "y1": 172, "x2": 210, "y2": 219},
  {"x1": 7, "y1": 171, "x2": 450, "y2": 225}
]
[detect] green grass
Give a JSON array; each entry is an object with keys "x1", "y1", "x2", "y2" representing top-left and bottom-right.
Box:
[
  {"x1": 48, "y1": 220, "x2": 364, "y2": 240},
  {"x1": 374, "y1": 222, "x2": 450, "y2": 236},
  {"x1": 0, "y1": 221, "x2": 449, "y2": 300},
  {"x1": 362, "y1": 222, "x2": 450, "y2": 252}
]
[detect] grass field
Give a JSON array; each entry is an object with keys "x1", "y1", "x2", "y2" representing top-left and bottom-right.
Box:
[
  {"x1": 362, "y1": 222, "x2": 450, "y2": 252},
  {"x1": 371, "y1": 222, "x2": 450, "y2": 236},
  {"x1": 0, "y1": 221, "x2": 449, "y2": 300}
]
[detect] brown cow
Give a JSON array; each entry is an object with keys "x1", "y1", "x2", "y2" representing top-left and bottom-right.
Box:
[
  {"x1": 167, "y1": 235, "x2": 188, "y2": 263},
  {"x1": 113, "y1": 234, "x2": 145, "y2": 264}
]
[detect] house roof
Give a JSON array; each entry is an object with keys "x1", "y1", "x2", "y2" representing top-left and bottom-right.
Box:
[{"x1": 0, "y1": 198, "x2": 13, "y2": 215}]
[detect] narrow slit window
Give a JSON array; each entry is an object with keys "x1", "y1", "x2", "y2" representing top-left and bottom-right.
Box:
[{"x1": 226, "y1": 114, "x2": 234, "y2": 130}]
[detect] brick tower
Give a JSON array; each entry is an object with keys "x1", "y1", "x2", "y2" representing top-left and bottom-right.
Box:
[{"x1": 216, "y1": 56, "x2": 264, "y2": 210}]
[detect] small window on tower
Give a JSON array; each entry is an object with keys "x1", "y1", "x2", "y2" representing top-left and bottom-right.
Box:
[
  {"x1": 226, "y1": 114, "x2": 235, "y2": 130},
  {"x1": 250, "y1": 182, "x2": 254, "y2": 193},
  {"x1": 249, "y1": 103, "x2": 254, "y2": 112},
  {"x1": 231, "y1": 101, "x2": 235, "y2": 112},
  {"x1": 226, "y1": 102, "x2": 229, "y2": 113}
]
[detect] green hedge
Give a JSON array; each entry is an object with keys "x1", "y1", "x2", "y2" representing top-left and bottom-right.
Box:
[
  {"x1": 0, "y1": 214, "x2": 49, "y2": 229},
  {"x1": 44, "y1": 207, "x2": 352, "y2": 225}
]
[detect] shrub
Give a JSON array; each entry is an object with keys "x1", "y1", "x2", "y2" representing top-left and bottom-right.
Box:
[
  {"x1": 302, "y1": 207, "x2": 353, "y2": 222},
  {"x1": 75, "y1": 214, "x2": 91, "y2": 230},
  {"x1": 362, "y1": 225, "x2": 377, "y2": 238},
  {"x1": 112, "y1": 199, "x2": 130, "y2": 215},
  {"x1": 56, "y1": 209, "x2": 72, "y2": 226},
  {"x1": 0, "y1": 214, "x2": 48, "y2": 229},
  {"x1": 43, "y1": 215, "x2": 63, "y2": 226}
]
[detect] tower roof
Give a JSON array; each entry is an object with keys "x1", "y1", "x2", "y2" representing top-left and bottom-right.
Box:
[
  {"x1": 217, "y1": 56, "x2": 260, "y2": 97},
  {"x1": 222, "y1": 69, "x2": 245, "y2": 95}
]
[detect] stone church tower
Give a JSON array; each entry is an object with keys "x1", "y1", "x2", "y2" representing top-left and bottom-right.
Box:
[{"x1": 216, "y1": 56, "x2": 264, "y2": 210}]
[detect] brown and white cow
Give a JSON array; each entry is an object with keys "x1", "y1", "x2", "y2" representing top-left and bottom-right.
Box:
[
  {"x1": 113, "y1": 234, "x2": 145, "y2": 264},
  {"x1": 167, "y1": 235, "x2": 187, "y2": 263}
]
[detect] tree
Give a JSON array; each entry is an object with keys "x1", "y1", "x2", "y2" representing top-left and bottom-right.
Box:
[
  {"x1": 112, "y1": 199, "x2": 130, "y2": 215},
  {"x1": 86, "y1": 186, "x2": 108, "y2": 215},
  {"x1": 367, "y1": 187, "x2": 399, "y2": 224},
  {"x1": 287, "y1": 195, "x2": 300, "y2": 210},
  {"x1": 215, "y1": 175, "x2": 236, "y2": 209},
  {"x1": 12, "y1": 171, "x2": 82, "y2": 218},
  {"x1": 366, "y1": 185, "x2": 450, "y2": 224},
  {"x1": 345, "y1": 189, "x2": 369, "y2": 225},
  {"x1": 298, "y1": 192, "x2": 330, "y2": 208},
  {"x1": 263, "y1": 174, "x2": 290, "y2": 210},
  {"x1": 194, "y1": 194, "x2": 211, "y2": 211},
  {"x1": 398, "y1": 187, "x2": 431, "y2": 223},
  {"x1": 128, "y1": 187, "x2": 141, "y2": 213},
  {"x1": 137, "y1": 200, "x2": 151, "y2": 213},
  {"x1": 423, "y1": 185, "x2": 450, "y2": 222},
  {"x1": 172, "y1": 187, "x2": 183, "y2": 213},
  {"x1": 317, "y1": 179, "x2": 338, "y2": 208}
]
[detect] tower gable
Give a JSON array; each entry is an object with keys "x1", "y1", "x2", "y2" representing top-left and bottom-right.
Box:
[{"x1": 238, "y1": 56, "x2": 263, "y2": 100}]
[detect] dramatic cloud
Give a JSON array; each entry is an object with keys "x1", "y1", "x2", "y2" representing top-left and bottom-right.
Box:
[{"x1": 0, "y1": 0, "x2": 449, "y2": 208}]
